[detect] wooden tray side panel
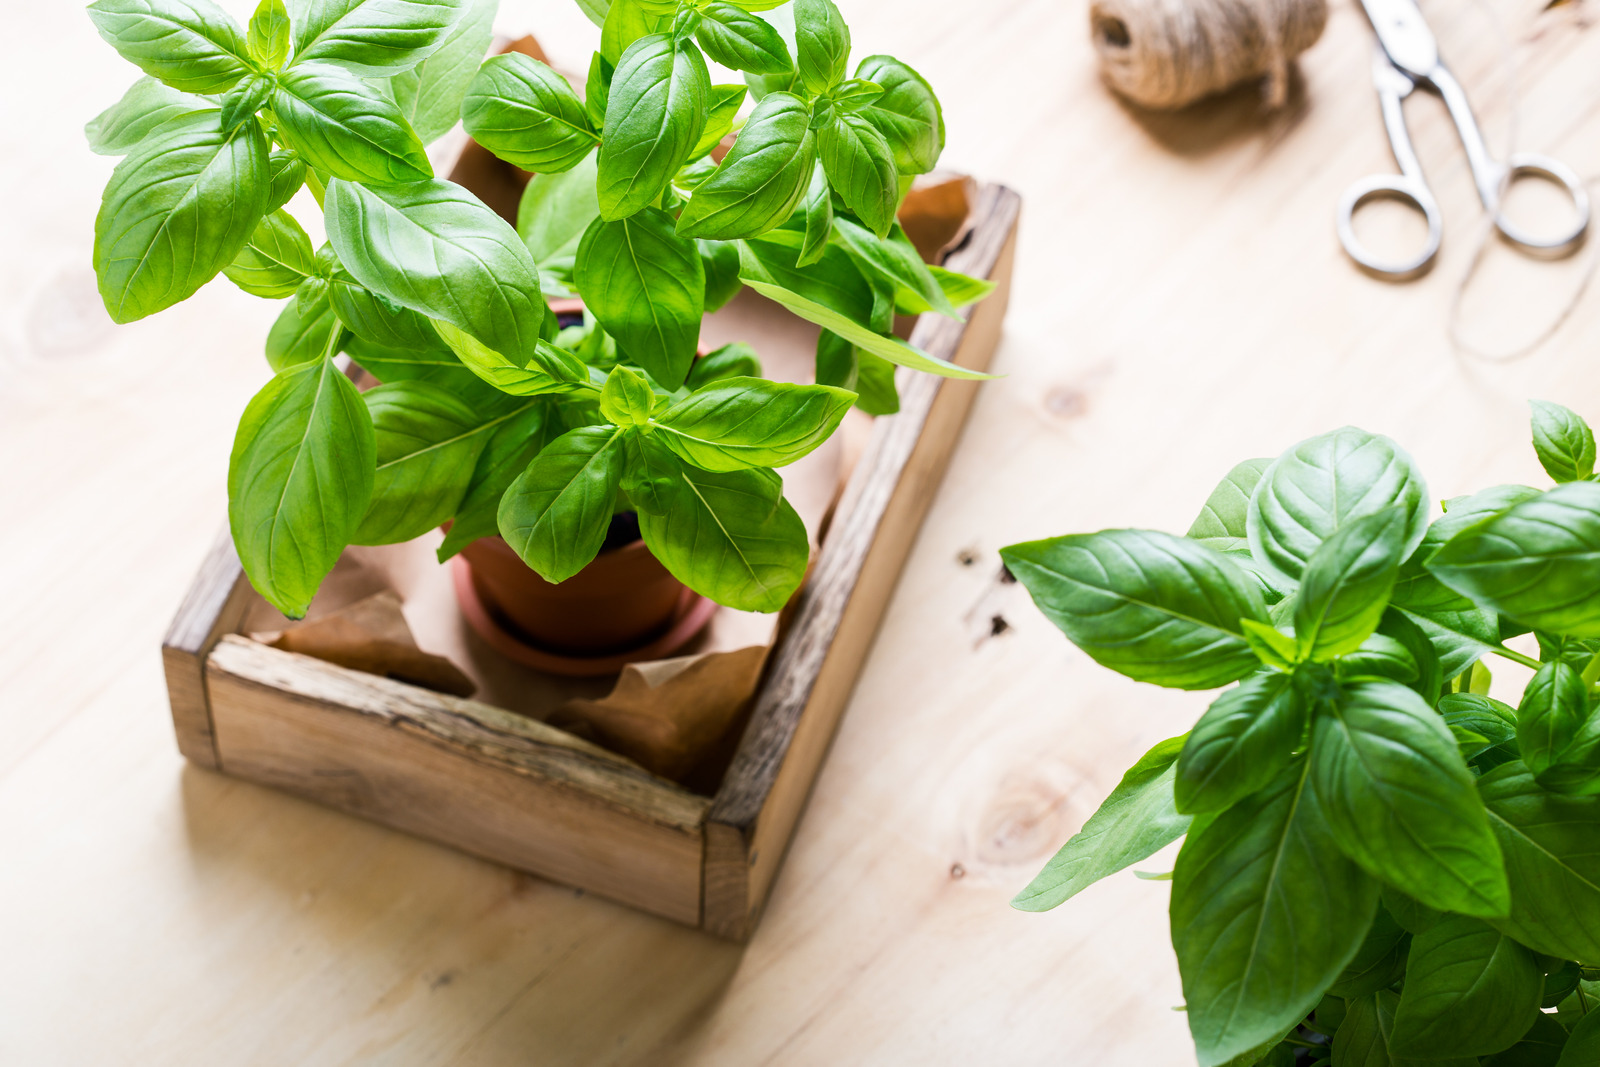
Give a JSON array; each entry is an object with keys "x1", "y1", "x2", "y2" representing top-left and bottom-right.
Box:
[
  {"x1": 161, "y1": 527, "x2": 252, "y2": 769},
  {"x1": 704, "y1": 186, "x2": 1022, "y2": 939},
  {"x1": 207, "y1": 636, "x2": 710, "y2": 926}
]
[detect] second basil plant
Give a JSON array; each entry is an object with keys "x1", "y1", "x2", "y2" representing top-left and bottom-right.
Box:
[{"x1": 85, "y1": 0, "x2": 993, "y2": 617}]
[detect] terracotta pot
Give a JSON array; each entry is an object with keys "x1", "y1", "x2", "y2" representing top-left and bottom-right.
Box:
[{"x1": 457, "y1": 529, "x2": 696, "y2": 658}]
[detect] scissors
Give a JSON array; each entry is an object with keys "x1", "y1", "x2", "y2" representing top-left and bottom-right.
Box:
[{"x1": 1337, "y1": 0, "x2": 1590, "y2": 280}]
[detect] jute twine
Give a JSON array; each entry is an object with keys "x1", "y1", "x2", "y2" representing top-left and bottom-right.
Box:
[{"x1": 1089, "y1": 0, "x2": 1329, "y2": 109}]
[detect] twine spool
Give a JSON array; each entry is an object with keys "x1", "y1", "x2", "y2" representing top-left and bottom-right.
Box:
[{"x1": 1089, "y1": 0, "x2": 1328, "y2": 109}]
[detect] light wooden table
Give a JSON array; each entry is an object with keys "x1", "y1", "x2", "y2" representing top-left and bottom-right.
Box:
[{"x1": 4, "y1": 0, "x2": 1599, "y2": 1063}]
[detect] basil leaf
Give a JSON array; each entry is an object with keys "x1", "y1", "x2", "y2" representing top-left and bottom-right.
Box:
[
  {"x1": 1390, "y1": 915, "x2": 1542, "y2": 1058},
  {"x1": 1531, "y1": 400, "x2": 1596, "y2": 483},
  {"x1": 1187, "y1": 458, "x2": 1272, "y2": 555},
  {"x1": 694, "y1": 2, "x2": 792, "y2": 74},
  {"x1": 327, "y1": 275, "x2": 440, "y2": 350},
  {"x1": 1172, "y1": 759, "x2": 1377, "y2": 1067},
  {"x1": 325, "y1": 177, "x2": 549, "y2": 368},
  {"x1": 599, "y1": 0, "x2": 671, "y2": 65},
  {"x1": 676, "y1": 92, "x2": 815, "y2": 240},
  {"x1": 596, "y1": 35, "x2": 710, "y2": 220},
  {"x1": 1332, "y1": 991, "x2": 1479, "y2": 1067},
  {"x1": 575, "y1": 209, "x2": 705, "y2": 389},
  {"x1": 220, "y1": 73, "x2": 272, "y2": 133},
  {"x1": 265, "y1": 149, "x2": 308, "y2": 211},
  {"x1": 689, "y1": 83, "x2": 746, "y2": 160},
  {"x1": 381, "y1": 0, "x2": 495, "y2": 144},
  {"x1": 1012, "y1": 735, "x2": 1191, "y2": 911},
  {"x1": 1175, "y1": 672, "x2": 1307, "y2": 814},
  {"x1": 1295, "y1": 507, "x2": 1408, "y2": 661},
  {"x1": 819, "y1": 111, "x2": 899, "y2": 237},
  {"x1": 598, "y1": 365, "x2": 656, "y2": 428},
  {"x1": 437, "y1": 400, "x2": 552, "y2": 560},
  {"x1": 1000, "y1": 530, "x2": 1269, "y2": 690},
  {"x1": 1396, "y1": 602, "x2": 1501, "y2": 679},
  {"x1": 1248, "y1": 426, "x2": 1431, "y2": 583},
  {"x1": 699, "y1": 238, "x2": 743, "y2": 312},
  {"x1": 854, "y1": 55, "x2": 944, "y2": 174},
  {"x1": 797, "y1": 160, "x2": 834, "y2": 266},
  {"x1": 1439, "y1": 693, "x2": 1521, "y2": 770},
  {"x1": 267, "y1": 285, "x2": 342, "y2": 371},
  {"x1": 462, "y1": 53, "x2": 599, "y2": 172},
  {"x1": 88, "y1": 0, "x2": 251, "y2": 93},
  {"x1": 344, "y1": 335, "x2": 506, "y2": 412},
  {"x1": 271, "y1": 63, "x2": 432, "y2": 184},
  {"x1": 228, "y1": 357, "x2": 375, "y2": 618},
  {"x1": 517, "y1": 153, "x2": 601, "y2": 293},
  {"x1": 631, "y1": 444, "x2": 809, "y2": 612},
  {"x1": 1312, "y1": 678, "x2": 1509, "y2": 917},
  {"x1": 353, "y1": 380, "x2": 486, "y2": 544},
  {"x1": 1558, "y1": 1007, "x2": 1600, "y2": 1067},
  {"x1": 498, "y1": 425, "x2": 625, "y2": 583},
  {"x1": 927, "y1": 263, "x2": 996, "y2": 309},
  {"x1": 686, "y1": 342, "x2": 762, "y2": 388},
  {"x1": 794, "y1": 0, "x2": 849, "y2": 94},
  {"x1": 247, "y1": 0, "x2": 291, "y2": 68},
  {"x1": 85, "y1": 77, "x2": 212, "y2": 156},
  {"x1": 431, "y1": 319, "x2": 582, "y2": 396},
  {"x1": 1430, "y1": 482, "x2": 1600, "y2": 637},
  {"x1": 737, "y1": 235, "x2": 992, "y2": 379},
  {"x1": 223, "y1": 209, "x2": 316, "y2": 298},
  {"x1": 290, "y1": 0, "x2": 465, "y2": 77},
  {"x1": 832, "y1": 216, "x2": 958, "y2": 318},
  {"x1": 654, "y1": 376, "x2": 853, "y2": 471},
  {"x1": 1329, "y1": 903, "x2": 1410, "y2": 999},
  {"x1": 94, "y1": 110, "x2": 269, "y2": 324},
  {"x1": 1518, "y1": 660, "x2": 1590, "y2": 778}
]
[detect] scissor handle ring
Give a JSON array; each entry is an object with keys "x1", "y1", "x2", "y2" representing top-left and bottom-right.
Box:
[
  {"x1": 1494, "y1": 153, "x2": 1591, "y2": 257},
  {"x1": 1337, "y1": 175, "x2": 1443, "y2": 281}
]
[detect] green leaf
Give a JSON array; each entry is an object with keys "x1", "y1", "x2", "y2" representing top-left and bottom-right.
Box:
[
  {"x1": 1478, "y1": 760, "x2": 1600, "y2": 960},
  {"x1": 1430, "y1": 482, "x2": 1600, "y2": 637},
  {"x1": 797, "y1": 160, "x2": 834, "y2": 266},
  {"x1": 462, "y1": 53, "x2": 599, "y2": 172},
  {"x1": 88, "y1": 0, "x2": 251, "y2": 93},
  {"x1": 1531, "y1": 400, "x2": 1597, "y2": 483},
  {"x1": 854, "y1": 54, "x2": 944, "y2": 174},
  {"x1": 1012, "y1": 735, "x2": 1191, "y2": 910},
  {"x1": 1187, "y1": 458, "x2": 1273, "y2": 555},
  {"x1": 1333, "y1": 991, "x2": 1481, "y2": 1067},
  {"x1": 999, "y1": 530, "x2": 1269, "y2": 690},
  {"x1": 267, "y1": 285, "x2": 342, "y2": 371},
  {"x1": 94, "y1": 110, "x2": 269, "y2": 324},
  {"x1": 832, "y1": 217, "x2": 957, "y2": 318},
  {"x1": 220, "y1": 73, "x2": 273, "y2": 133},
  {"x1": 1172, "y1": 758, "x2": 1377, "y2": 1067},
  {"x1": 324, "y1": 178, "x2": 549, "y2": 369},
  {"x1": 247, "y1": 0, "x2": 291, "y2": 68},
  {"x1": 228, "y1": 357, "x2": 375, "y2": 618},
  {"x1": 498, "y1": 425, "x2": 625, "y2": 583},
  {"x1": 829, "y1": 77, "x2": 883, "y2": 113},
  {"x1": 1439, "y1": 692, "x2": 1521, "y2": 771},
  {"x1": 819, "y1": 111, "x2": 899, "y2": 237},
  {"x1": 290, "y1": 0, "x2": 466, "y2": 77},
  {"x1": 381, "y1": 0, "x2": 495, "y2": 143},
  {"x1": 687, "y1": 342, "x2": 762, "y2": 388},
  {"x1": 1373, "y1": 609, "x2": 1441, "y2": 699},
  {"x1": 1481, "y1": 1011, "x2": 1570, "y2": 1067},
  {"x1": 1241, "y1": 618, "x2": 1298, "y2": 668},
  {"x1": 599, "y1": 0, "x2": 671, "y2": 65},
  {"x1": 574, "y1": 209, "x2": 705, "y2": 389},
  {"x1": 737, "y1": 236, "x2": 992, "y2": 380},
  {"x1": 596, "y1": 34, "x2": 710, "y2": 220},
  {"x1": 1557, "y1": 1008, "x2": 1600, "y2": 1067},
  {"x1": 689, "y1": 83, "x2": 747, "y2": 160},
  {"x1": 85, "y1": 76, "x2": 212, "y2": 156},
  {"x1": 793, "y1": 0, "x2": 849, "y2": 94},
  {"x1": 1396, "y1": 602, "x2": 1501, "y2": 679},
  {"x1": 694, "y1": 2, "x2": 792, "y2": 74},
  {"x1": 927, "y1": 264, "x2": 995, "y2": 309},
  {"x1": 430, "y1": 318, "x2": 582, "y2": 395},
  {"x1": 1312, "y1": 678, "x2": 1509, "y2": 917},
  {"x1": 1175, "y1": 672, "x2": 1307, "y2": 814},
  {"x1": 575, "y1": 0, "x2": 609, "y2": 29},
  {"x1": 1390, "y1": 915, "x2": 1543, "y2": 1058},
  {"x1": 436, "y1": 399, "x2": 551, "y2": 560},
  {"x1": 1519, "y1": 660, "x2": 1591, "y2": 778},
  {"x1": 1328, "y1": 902, "x2": 1410, "y2": 998},
  {"x1": 516, "y1": 153, "x2": 601, "y2": 290},
  {"x1": 354, "y1": 380, "x2": 489, "y2": 544},
  {"x1": 223, "y1": 209, "x2": 315, "y2": 298},
  {"x1": 599, "y1": 365, "x2": 656, "y2": 428},
  {"x1": 629, "y1": 439, "x2": 809, "y2": 611},
  {"x1": 1248, "y1": 427, "x2": 1431, "y2": 583},
  {"x1": 676, "y1": 92, "x2": 816, "y2": 240},
  {"x1": 265, "y1": 149, "x2": 308, "y2": 211},
  {"x1": 327, "y1": 275, "x2": 440, "y2": 350},
  {"x1": 1295, "y1": 508, "x2": 1409, "y2": 661},
  {"x1": 654, "y1": 376, "x2": 853, "y2": 471},
  {"x1": 699, "y1": 238, "x2": 743, "y2": 312},
  {"x1": 271, "y1": 62, "x2": 432, "y2": 184}
]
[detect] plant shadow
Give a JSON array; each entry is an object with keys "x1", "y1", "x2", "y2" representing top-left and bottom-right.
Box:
[
  {"x1": 1112, "y1": 64, "x2": 1314, "y2": 159},
  {"x1": 177, "y1": 764, "x2": 745, "y2": 1066}
]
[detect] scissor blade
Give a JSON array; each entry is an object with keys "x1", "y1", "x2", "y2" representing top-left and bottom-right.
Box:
[{"x1": 1358, "y1": 0, "x2": 1439, "y2": 79}]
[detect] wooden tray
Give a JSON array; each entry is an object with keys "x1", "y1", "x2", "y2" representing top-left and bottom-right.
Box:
[{"x1": 162, "y1": 179, "x2": 1020, "y2": 940}]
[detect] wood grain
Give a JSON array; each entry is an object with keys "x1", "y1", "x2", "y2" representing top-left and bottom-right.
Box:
[{"x1": 160, "y1": 526, "x2": 251, "y2": 770}]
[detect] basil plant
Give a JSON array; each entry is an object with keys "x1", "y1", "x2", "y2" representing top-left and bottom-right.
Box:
[
  {"x1": 1002, "y1": 404, "x2": 1600, "y2": 1067},
  {"x1": 85, "y1": 0, "x2": 993, "y2": 619}
]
